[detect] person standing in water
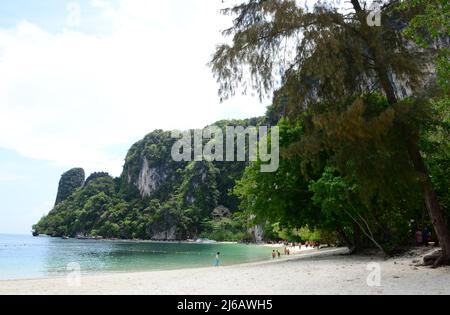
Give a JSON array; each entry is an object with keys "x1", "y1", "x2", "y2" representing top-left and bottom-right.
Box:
[{"x1": 214, "y1": 252, "x2": 221, "y2": 267}]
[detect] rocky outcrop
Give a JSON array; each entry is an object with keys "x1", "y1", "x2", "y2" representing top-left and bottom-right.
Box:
[
  {"x1": 212, "y1": 206, "x2": 231, "y2": 220},
  {"x1": 136, "y1": 158, "x2": 167, "y2": 197},
  {"x1": 249, "y1": 225, "x2": 264, "y2": 243},
  {"x1": 180, "y1": 161, "x2": 219, "y2": 212},
  {"x1": 55, "y1": 168, "x2": 85, "y2": 205},
  {"x1": 36, "y1": 119, "x2": 265, "y2": 241},
  {"x1": 150, "y1": 227, "x2": 177, "y2": 241},
  {"x1": 122, "y1": 130, "x2": 179, "y2": 200},
  {"x1": 85, "y1": 172, "x2": 110, "y2": 186}
]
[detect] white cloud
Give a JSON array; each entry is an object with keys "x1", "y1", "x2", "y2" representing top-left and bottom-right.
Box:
[
  {"x1": 66, "y1": 2, "x2": 82, "y2": 28},
  {"x1": 0, "y1": 174, "x2": 27, "y2": 183},
  {"x1": 0, "y1": 0, "x2": 267, "y2": 176}
]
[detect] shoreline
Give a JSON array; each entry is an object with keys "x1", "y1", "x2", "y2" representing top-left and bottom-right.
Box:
[
  {"x1": 2, "y1": 246, "x2": 449, "y2": 295},
  {"x1": 31, "y1": 234, "x2": 327, "y2": 252},
  {"x1": 31, "y1": 234, "x2": 249, "y2": 245},
  {"x1": 28, "y1": 234, "x2": 328, "y2": 252},
  {"x1": 0, "y1": 248, "x2": 348, "y2": 291},
  {"x1": 0, "y1": 247, "x2": 343, "y2": 283}
]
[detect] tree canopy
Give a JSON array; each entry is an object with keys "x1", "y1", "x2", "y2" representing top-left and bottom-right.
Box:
[{"x1": 212, "y1": 0, "x2": 450, "y2": 264}]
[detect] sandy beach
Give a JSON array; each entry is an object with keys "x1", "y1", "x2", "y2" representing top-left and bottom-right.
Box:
[{"x1": 1, "y1": 247, "x2": 449, "y2": 295}]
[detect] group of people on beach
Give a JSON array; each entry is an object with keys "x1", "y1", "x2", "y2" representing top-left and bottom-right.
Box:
[
  {"x1": 271, "y1": 247, "x2": 293, "y2": 259},
  {"x1": 214, "y1": 240, "x2": 325, "y2": 267},
  {"x1": 268, "y1": 241, "x2": 321, "y2": 249},
  {"x1": 270, "y1": 241, "x2": 323, "y2": 259},
  {"x1": 304, "y1": 241, "x2": 321, "y2": 249},
  {"x1": 272, "y1": 250, "x2": 282, "y2": 259}
]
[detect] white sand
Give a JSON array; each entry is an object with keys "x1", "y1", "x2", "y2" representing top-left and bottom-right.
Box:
[{"x1": 1, "y1": 247, "x2": 449, "y2": 295}]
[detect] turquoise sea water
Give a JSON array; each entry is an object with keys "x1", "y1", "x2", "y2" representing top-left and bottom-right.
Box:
[{"x1": 0, "y1": 234, "x2": 274, "y2": 280}]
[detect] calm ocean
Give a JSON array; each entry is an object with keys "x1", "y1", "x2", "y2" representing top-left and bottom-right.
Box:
[{"x1": 0, "y1": 234, "x2": 273, "y2": 280}]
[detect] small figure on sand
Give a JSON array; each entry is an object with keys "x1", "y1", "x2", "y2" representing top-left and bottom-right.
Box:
[
  {"x1": 272, "y1": 250, "x2": 276, "y2": 259},
  {"x1": 214, "y1": 252, "x2": 220, "y2": 267},
  {"x1": 277, "y1": 250, "x2": 281, "y2": 258},
  {"x1": 422, "y1": 228, "x2": 430, "y2": 247},
  {"x1": 415, "y1": 229, "x2": 423, "y2": 245},
  {"x1": 284, "y1": 247, "x2": 290, "y2": 256}
]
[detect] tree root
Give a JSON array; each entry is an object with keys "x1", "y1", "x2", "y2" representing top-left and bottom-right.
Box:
[{"x1": 423, "y1": 251, "x2": 450, "y2": 268}]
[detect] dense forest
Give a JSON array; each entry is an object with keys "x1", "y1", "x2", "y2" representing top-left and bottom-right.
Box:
[{"x1": 34, "y1": 0, "x2": 449, "y2": 266}]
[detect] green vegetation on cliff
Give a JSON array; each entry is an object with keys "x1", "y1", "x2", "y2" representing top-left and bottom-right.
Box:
[
  {"x1": 54, "y1": 168, "x2": 85, "y2": 206},
  {"x1": 33, "y1": 119, "x2": 264, "y2": 241}
]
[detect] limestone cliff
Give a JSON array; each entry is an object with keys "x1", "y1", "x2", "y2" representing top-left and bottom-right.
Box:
[
  {"x1": 34, "y1": 118, "x2": 266, "y2": 241},
  {"x1": 122, "y1": 130, "x2": 181, "y2": 201},
  {"x1": 54, "y1": 168, "x2": 85, "y2": 205}
]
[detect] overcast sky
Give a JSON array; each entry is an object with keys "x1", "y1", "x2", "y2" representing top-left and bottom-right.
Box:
[{"x1": 0, "y1": 0, "x2": 268, "y2": 234}]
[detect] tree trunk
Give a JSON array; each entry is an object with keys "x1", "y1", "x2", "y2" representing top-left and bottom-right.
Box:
[
  {"x1": 336, "y1": 226, "x2": 353, "y2": 250},
  {"x1": 350, "y1": 0, "x2": 450, "y2": 265},
  {"x1": 351, "y1": 223, "x2": 363, "y2": 254},
  {"x1": 406, "y1": 139, "x2": 450, "y2": 266}
]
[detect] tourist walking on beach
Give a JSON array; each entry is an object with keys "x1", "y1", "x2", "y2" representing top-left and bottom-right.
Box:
[
  {"x1": 214, "y1": 252, "x2": 220, "y2": 267},
  {"x1": 272, "y1": 250, "x2": 276, "y2": 259}
]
